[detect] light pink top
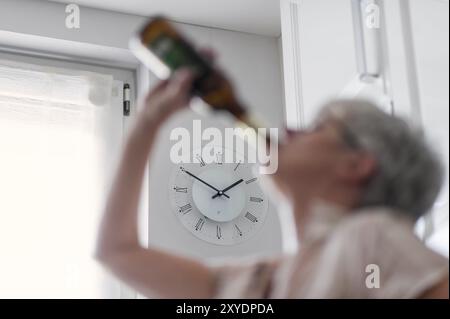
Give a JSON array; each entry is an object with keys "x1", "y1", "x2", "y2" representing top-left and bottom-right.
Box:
[{"x1": 211, "y1": 203, "x2": 449, "y2": 298}]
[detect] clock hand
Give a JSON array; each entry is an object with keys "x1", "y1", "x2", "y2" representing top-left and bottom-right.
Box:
[
  {"x1": 181, "y1": 168, "x2": 230, "y2": 199},
  {"x1": 212, "y1": 179, "x2": 244, "y2": 199}
]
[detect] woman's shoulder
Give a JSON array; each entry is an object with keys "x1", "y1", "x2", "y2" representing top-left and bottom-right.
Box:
[
  {"x1": 328, "y1": 206, "x2": 438, "y2": 258},
  {"x1": 338, "y1": 206, "x2": 413, "y2": 231},
  {"x1": 329, "y1": 206, "x2": 421, "y2": 246},
  {"x1": 326, "y1": 206, "x2": 448, "y2": 298}
]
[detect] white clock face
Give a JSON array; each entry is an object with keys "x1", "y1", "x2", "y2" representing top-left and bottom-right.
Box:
[{"x1": 169, "y1": 145, "x2": 268, "y2": 245}]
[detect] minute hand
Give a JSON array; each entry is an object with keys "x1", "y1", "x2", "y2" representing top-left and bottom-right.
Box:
[
  {"x1": 212, "y1": 179, "x2": 244, "y2": 199},
  {"x1": 182, "y1": 169, "x2": 230, "y2": 199}
]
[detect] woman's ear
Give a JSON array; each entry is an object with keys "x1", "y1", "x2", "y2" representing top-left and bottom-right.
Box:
[{"x1": 336, "y1": 151, "x2": 376, "y2": 184}]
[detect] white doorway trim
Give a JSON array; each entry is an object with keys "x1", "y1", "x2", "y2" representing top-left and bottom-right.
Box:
[{"x1": 280, "y1": 0, "x2": 305, "y2": 130}]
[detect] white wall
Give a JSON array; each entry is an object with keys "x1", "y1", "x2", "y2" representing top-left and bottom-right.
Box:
[
  {"x1": 149, "y1": 14, "x2": 285, "y2": 261},
  {"x1": 0, "y1": 0, "x2": 285, "y2": 260},
  {"x1": 296, "y1": 0, "x2": 357, "y2": 124},
  {"x1": 280, "y1": 0, "x2": 358, "y2": 128},
  {"x1": 146, "y1": 25, "x2": 284, "y2": 260}
]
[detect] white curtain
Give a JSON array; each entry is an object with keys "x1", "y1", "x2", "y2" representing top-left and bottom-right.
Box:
[{"x1": 0, "y1": 58, "x2": 119, "y2": 298}]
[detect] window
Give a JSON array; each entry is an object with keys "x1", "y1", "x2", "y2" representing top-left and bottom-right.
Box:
[{"x1": 0, "y1": 57, "x2": 127, "y2": 298}]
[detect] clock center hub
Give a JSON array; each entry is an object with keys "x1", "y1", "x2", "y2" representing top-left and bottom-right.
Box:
[{"x1": 192, "y1": 168, "x2": 246, "y2": 222}]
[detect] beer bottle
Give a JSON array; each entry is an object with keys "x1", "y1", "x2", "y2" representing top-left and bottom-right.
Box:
[{"x1": 129, "y1": 16, "x2": 276, "y2": 146}]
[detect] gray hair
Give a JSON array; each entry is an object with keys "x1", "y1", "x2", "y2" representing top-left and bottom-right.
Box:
[{"x1": 318, "y1": 99, "x2": 444, "y2": 220}]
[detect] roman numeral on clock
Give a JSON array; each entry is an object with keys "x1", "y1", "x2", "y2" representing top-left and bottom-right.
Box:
[
  {"x1": 245, "y1": 212, "x2": 258, "y2": 223},
  {"x1": 173, "y1": 186, "x2": 188, "y2": 193},
  {"x1": 234, "y1": 224, "x2": 243, "y2": 237},
  {"x1": 216, "y1": 152, "x2": 223, "y2": 165},
  {"x1": 216, "y1": 225, "x2": 222, "y2": 239},
  {"x1": 195, "y1": 218, "x2": 205, "y2": 231},
  {"x1": 250, "y1": 196, "x2": 263, "y2": 203},
  {"x1": 179, "y1": 203, "x2": 192, "y2": 214},
  {"x1": 196, "y1": 155, "x2": 206, "y2": 167},
  {"x1": 245, "y1": 177, "x2": 257, "y2": 184}
]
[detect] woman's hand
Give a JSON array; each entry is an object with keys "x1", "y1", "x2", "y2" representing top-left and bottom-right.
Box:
[
  {"x1": 137, "y1": 68, "x2": 194, "y2": 129},
  {"x1": 136, "y1": 47, "x2": 217, "y2": 128}
]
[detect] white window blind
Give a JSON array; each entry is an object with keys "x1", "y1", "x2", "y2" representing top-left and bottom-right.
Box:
[{"x1": 0, "y1": 59, "x2": 120, "y2": 298}]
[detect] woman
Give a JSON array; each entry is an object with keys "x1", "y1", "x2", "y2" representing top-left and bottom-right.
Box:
[{"x1": 96, "y1": 64, "x2": 448, "y2": 298}]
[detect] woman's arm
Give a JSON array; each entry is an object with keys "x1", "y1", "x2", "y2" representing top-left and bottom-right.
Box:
[{"x1": 95, "y1": 69, "x2": 216, "y2": 298}]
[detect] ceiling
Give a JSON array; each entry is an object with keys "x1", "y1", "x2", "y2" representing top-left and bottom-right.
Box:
[{"x1": 49, "y1": 0, "x2": 281, "y2": 37}]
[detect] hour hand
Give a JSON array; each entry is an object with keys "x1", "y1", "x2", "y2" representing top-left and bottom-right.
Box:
[
  {"x1": 212, "y1": 179, "x2": 244, "y2": 199},
  {"x1": 182, "y1": 168, "x2": 230, "y2": 199}
]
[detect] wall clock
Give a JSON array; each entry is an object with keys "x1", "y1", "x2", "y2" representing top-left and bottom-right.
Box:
[{"x1": 169, "y1": 145, "x2": 268, "y2": 245}]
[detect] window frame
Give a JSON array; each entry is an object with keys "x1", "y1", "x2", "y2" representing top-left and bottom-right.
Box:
[{"x1": 0, "y1": 38, "x2": 151, "y2": 299}]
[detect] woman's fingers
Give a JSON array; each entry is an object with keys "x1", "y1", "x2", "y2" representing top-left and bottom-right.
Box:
[
  {"x1": 151, "y1": 68, "x2": 194, "y2": 116},
  {"x1": 166, "y1": 69, "x2": 193, "y2": 104},
  {"x1": 145, "y1": 46, "x2": 215, "y2": 109},
  {"x1": 144, "y1": 79, "x2": 169, "y2": 102},
  {"x1": 198, "y1": 47, "x2": 217, "y2": 64}
]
